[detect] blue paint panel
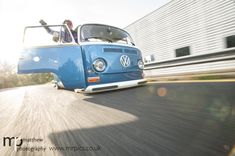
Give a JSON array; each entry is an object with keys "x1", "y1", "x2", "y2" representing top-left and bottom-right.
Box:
[
  {"x1": 18, "y1": 44, "x2": 144, "y2": 90},
  {"x1": 82, "y1": 44, "x2": 143, "y2": 85},
  {"x1": 18, "y1": 45, "x2": 86, "y2": 89}
]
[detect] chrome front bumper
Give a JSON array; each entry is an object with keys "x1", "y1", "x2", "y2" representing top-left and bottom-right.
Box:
[{"x1": 74, "y1": 79, "x2": 147, "y2": 93}]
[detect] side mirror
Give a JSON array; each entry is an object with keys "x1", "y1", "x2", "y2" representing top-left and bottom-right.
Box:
[{"x1": 52, "y1": 32, "x2": 60, "y2": 42}]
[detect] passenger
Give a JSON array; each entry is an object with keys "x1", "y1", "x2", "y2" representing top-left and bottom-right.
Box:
[{"x1": 39, "y1": 19, "x2": 78, "y2": 43}]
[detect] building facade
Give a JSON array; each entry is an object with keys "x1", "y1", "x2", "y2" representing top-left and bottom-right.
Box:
[{"x1": 125, "y1": 0, "x2": 235, "y2": 76}]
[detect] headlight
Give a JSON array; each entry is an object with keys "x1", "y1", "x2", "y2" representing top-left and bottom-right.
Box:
[
  {"x1": 138, "y1": 60, "x2": 144, "y2": 69},
  {"x1": 93, "y1": 59, "x2": 106, "y2": 72}
]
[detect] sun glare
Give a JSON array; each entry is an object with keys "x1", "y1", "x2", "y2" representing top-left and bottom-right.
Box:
[{"x1": 0, "y1": 27, "x2": 23, "y2": 65}]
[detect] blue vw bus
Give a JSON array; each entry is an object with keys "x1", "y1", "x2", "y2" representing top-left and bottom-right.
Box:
[{"x1": 18, "y1": 23, "x2": 146, "y2": 93}]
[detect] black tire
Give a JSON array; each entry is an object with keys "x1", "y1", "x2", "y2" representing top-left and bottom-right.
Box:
[{"x1": 55, "y1": 84, "x2": 61, "y2": 90}]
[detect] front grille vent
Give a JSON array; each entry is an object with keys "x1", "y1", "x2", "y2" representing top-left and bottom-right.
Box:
[
  {"x1": 103, "y1": 48, "x2": 122, "y2": 53},
  {"x1": 124, "y1": 49, "x2": 137, "y2": 54}
]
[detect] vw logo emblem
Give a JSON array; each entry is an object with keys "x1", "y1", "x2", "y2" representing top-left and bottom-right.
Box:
[{"x1": 120, "y1": 55, "x2": 130, "y2": 67}]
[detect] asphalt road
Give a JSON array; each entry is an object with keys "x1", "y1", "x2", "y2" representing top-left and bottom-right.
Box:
[{"x1": 0, "y1": 82, "x2": 235, "y2": 156}]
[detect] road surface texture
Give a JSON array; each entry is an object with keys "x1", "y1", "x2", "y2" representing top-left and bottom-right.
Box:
[{"x1": 0, "y1": 82, "x2": 235, "y2": 156}]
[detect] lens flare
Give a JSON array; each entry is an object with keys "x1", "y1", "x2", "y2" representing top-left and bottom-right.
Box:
[{"x1": 157, "y1": 87, "x2": 167, "y2": 97}]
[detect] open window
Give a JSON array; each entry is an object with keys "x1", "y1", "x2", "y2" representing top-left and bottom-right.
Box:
[{"x1": 23, "y1": 25, "x2": 75, "y2": 47}]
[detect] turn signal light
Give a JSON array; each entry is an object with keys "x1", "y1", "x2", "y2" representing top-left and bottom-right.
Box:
[{"x1": 87, "y1": 77, "x2": 100, "y2": 83}]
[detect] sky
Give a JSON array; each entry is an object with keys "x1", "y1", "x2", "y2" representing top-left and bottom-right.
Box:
[{"x1": 0, "y1": 0, "x2": 170, "y2": 63}]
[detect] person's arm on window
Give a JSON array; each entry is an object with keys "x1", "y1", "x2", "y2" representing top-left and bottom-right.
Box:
[{"x1": 39, "y1": 19, "x2": 55, "y2": 35}]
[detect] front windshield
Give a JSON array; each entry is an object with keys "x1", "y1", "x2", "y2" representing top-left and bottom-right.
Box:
[{"x1": 80, "y1": 24, "x2": 135, "y2": 45}]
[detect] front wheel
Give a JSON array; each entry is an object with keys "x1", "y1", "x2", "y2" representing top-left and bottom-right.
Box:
[{"x1": 55, "y1": 83, "x2": 62, "y2": 90}]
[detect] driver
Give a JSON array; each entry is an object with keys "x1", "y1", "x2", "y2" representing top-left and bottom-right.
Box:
[{"x1": 39, "y1": 19, "x2": 78, "y2": 43}]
